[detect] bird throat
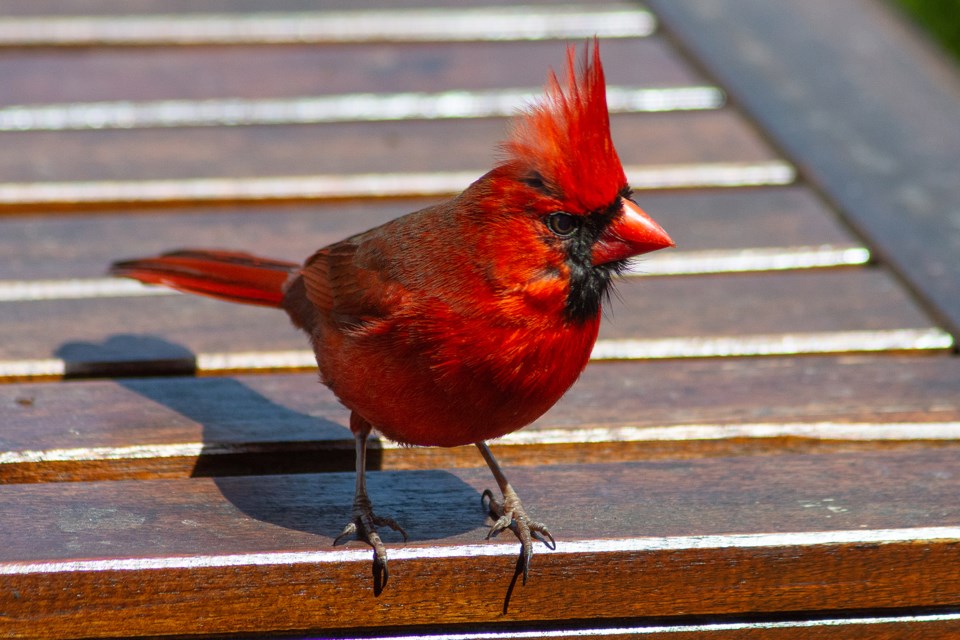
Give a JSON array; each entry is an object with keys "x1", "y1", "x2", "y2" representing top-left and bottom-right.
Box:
[
  {"x1": 563, "y1": 256, "x2": 619, "y2": 323},
  {"x1": 560, "y1": 203, "x2": 624, "y2": 324}
]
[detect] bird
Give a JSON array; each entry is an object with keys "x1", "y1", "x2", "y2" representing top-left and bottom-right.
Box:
[{"x1": 111, "y1": 41, "x2": 673, "y2": 590}]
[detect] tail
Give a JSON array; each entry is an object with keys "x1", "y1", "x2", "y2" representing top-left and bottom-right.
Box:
[{"x1": 111, "y1": 249, "x2": 298, "y2": 307}]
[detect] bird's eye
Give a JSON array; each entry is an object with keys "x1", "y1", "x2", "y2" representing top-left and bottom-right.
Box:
[{"x1": 545, "y1": 212, "x2": 578, "y2": 238}]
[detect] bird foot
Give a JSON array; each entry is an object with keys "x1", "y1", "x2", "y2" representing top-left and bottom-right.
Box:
[
  {"x1": 333, "y1": 492, "x2": 407, "y2": 594},
  {"x1": 481, "y1": 487, "x2": 556, "y2": 584}
]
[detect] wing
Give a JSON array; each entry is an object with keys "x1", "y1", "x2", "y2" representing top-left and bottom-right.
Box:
[{"x1": 295, "y1": 228, "x2": 409, "y2": 333}]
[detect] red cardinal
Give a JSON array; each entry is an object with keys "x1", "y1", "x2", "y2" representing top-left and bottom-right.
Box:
[{"x1": 112, "y1": 42, "x2": 672, "y2": 589}]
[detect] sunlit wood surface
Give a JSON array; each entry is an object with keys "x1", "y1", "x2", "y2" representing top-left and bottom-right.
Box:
[{"x1": 2, "y1": 1, "x2": 959, "y2": 637}]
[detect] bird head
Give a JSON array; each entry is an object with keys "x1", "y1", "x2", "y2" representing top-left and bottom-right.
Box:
[{"x1": 467, "y1": 41, "x2": 673, "y2": 322}]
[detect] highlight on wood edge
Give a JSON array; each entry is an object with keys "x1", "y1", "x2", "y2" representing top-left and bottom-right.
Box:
[
  {"x1": 0, "y1": 162, "x2": 796, "y2": 209},
  {"x1": 2, "y1": 421, "x2": 959, "y2": 469},
  {"x1": 0, "y1": 86, "x2": 725, "y2": 132},
  {"x1": 0, "y1": 245, "x2": 871, "y2": 303},
  {"x1": 0, "y1": 328, "x2": 952, "y2": 381},
  {"x1": 2, "y1": 525, "x2": 959, "y2": 578},
  {"x1": 0, "y1": 6, "x2": 656, "y2": 47}
]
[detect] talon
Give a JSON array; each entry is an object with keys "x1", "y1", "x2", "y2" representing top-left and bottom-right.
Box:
[
  {"x1": 335, "y1": 510, "x2": 408, "y2": 549},
  {"x1": 374, "y1": 514, "x2": 408, "y2": 542},
  {"x1": 480, "y1": 486, "x2": 555, "y2": 584},
  {"x1": 481, "y1": 488, "x2": 495, "y2": 509},
  {"x1": 475, "y1": 442, "x2": 555, "y2": 586},
  {"x1": 333, "y1": 522, "x2": 357, "y2": 546},
  {"x1": 343, "y1": 421, "x2": 407, "y2": 594},
  {"x1": 372, "y1": 551, "x2": 388, "y2": 596},
  {"x1": 532, "y1": 526, "x2": 557, "y2": 550},
  {"x1": 486, "y1": 513, "x2": 512, "y2": 540},
  {"x1": 335, "y1": 500, "x2": 408, "y2": 593}
]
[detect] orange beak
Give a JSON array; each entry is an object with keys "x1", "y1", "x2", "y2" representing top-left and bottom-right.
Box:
[{"x1": 592, "y1": 198, "x2": 674, "y2": 265}]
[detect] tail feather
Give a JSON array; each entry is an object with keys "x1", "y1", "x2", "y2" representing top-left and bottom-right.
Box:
[{"x1": 110, "y1": 249, "x2": 298, "y2": 307}]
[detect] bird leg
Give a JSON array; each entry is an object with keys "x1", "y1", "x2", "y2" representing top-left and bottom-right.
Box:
[
  {"x1": 333, "y1": 419, "x2": 407, "y2": 593},
  {"x1": 476, "y1": 441, "x2": 556, "y2": 584}
]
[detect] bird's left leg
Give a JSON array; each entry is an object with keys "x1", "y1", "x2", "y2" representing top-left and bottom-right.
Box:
[
  {"x1": 334, "y1": 413, "x2": 407, "y2": 591},
  {"x1": 476, "y1": 441, "x2": 556, "y2": 583}
]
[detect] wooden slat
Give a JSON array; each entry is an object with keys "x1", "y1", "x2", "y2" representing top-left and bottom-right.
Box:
[
  {"x1": 0, "y1": 6, "x2": 655, "y2": 47},
  {"x1": 0, "y1": 187, "x2": 857, "y2": 281},
  {"x1": 2, "y1": 450, "x2": 959, "y2": 638},
  {"x1": 0, "y1": 161, "x2": 795, "y2": 211},
  {"x1": 595, "y1": 269, "x2": 933, "y2": 339},
  {"x1": 0, "y1": 86, "x2": 724, "y2": 133},
  {"x1": 0, "y1": 269, "x2": 945, "y2": 378},
  {"x1": 0, "y1": 0, "x2": 584, "y2": 16},
  {"x1": 646, "y1": 186, "x2": 857, "y2": 252},
  {"x1": 2, "y1": 2, "x2": 956, "y2": 636},
  {"x1": 645, "y1": 0, "x2": 960, "y2": 339},
  {"x1": 0, "y1": 38, "x2": 702, "y2": 105},
  {"x1": 3, "y1": 356, "x2": 960, "y2": 483},
  {"x1": 0, "y1": 111, "x2": 776, "y2": 184},
  {"x1": 0, "y1": 0, "x2": 593, "y2": 14}
]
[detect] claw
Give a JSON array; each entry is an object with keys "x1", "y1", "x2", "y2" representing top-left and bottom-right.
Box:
[
  {"x1": 338, "y1": 421, "x2": 412, "y2": 594},
  {"x1": 481, "y1": 484, "x2": 554, "y2": 584},
  {"x1": 372, "y1": 552, "x2": 388, "y2": 595},
  {"x1": 375, "y1": 515, "x2": 408, "y2": 542},
  {"x1": 333, "y1": 521, "x2": 357, "y2": 546},
  {"x1": 532, "y1": 527, "x2": 557, "y2": 550},
  {"x1": 481, "y1": 488, "x2": 494, "y2": 509},
  {"x1": 476, "y1": 442, "x2": 556, "y2": 585},
  {"x1": 335, "y1": 493, "x2": 407, "y2": 594}
]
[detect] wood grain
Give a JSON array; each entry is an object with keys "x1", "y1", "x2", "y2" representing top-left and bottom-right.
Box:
[
  {"x1": 0, "y1": 111, "x2": 776, "y2": 184},
  {"x1": 0, "y1": 38, "x2": 702, "y2": 105},
  {"x1": 3, "y1": 355, "x2": 960, "y2": 483},
  {"x1": 2, "y1": 450, "x2": 959, "y2": 638},
  {"x1": 2, "y1": 2, "x2": 956, "y2": 637},
  {"x1": 645, "y1": 0, "x2": 960, "y2": 339}
]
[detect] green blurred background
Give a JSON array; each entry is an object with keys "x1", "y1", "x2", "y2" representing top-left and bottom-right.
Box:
[{"x1": 894, "y1": 0, "x2": 960, "y2": 60}]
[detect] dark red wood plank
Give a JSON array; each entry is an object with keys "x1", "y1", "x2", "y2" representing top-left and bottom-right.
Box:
[
  {"x1": 0, "y1": 111, "x2": 776, "y2": 183},
  {"x1": 0, "y1": 38, "x2": 701, "y2": 104},
  {"x1": 2, "y1": 450, "x2": 959, "y2": 638},
  {"x1": 3, "y1": 356, "x2": 960, "y2": 483},
  {"x1": 645, "y1": 0, "x2": 960, "y2": 339}
]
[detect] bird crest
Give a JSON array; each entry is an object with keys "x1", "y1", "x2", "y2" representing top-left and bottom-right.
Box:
[{"x1": 502, "y1": 41, "x2": 627, "y2": 213}]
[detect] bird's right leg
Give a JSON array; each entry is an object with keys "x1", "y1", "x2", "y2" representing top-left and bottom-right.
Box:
[
  {"x1": 477, "y1": 441, "x2": 555, "y2": 584},
  {"x1": 333, "y1": 413, "x2": 407, "y2": 591}
]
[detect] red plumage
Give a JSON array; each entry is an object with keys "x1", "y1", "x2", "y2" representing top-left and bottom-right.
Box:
[
  {"x1": 111, "y1": 250, "x2": 296, "y2": 306},
  {"x1": 112, "y1": 42, "x2": 672, "y2": 590},
  {"x1": 503, "y1": 43, "x2": 626, "y2": 213}
]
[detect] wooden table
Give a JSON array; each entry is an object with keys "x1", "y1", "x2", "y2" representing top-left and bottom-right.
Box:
[{"x1": 2, "y1": 1, "x2": 959, "y2": 637}]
